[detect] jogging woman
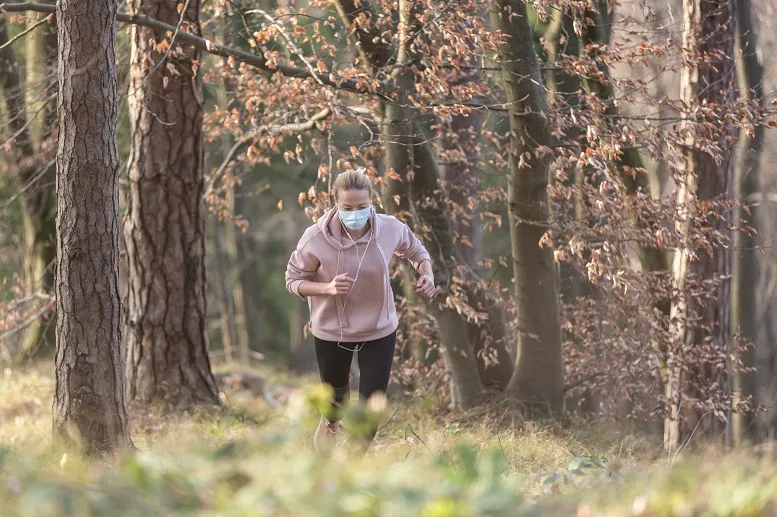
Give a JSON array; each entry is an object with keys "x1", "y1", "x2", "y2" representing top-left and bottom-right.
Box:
[{"x1": 285, "y1": 169, "x2": 435, "y2": 453}]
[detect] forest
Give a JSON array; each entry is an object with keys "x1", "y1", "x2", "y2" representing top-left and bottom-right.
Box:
[{"x1": 0, "y1": 0, "x2": 776, "y2": 514}]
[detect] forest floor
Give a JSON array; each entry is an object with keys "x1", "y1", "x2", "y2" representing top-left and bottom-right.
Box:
[{"x1": 1, "y1": 362, "x2": 777, "y2": 516}]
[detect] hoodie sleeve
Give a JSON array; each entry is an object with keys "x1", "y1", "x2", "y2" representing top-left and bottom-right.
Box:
[
  {"x1": 286, "y1": 228, "x2": 321, "y2": 299},
  {"x1": 394, "y1": 223, "x2": 432, "y2": 272}
]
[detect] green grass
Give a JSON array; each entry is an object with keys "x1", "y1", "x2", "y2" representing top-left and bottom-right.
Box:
[{"x1": 1, "y1": 363, "x2": 775, "y2": 516}]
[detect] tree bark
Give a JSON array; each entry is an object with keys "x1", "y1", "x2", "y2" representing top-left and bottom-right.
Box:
[
  {"x1": 123, "y1": 0, "x2": 219, "y2": 407},
  {"x1": 731, "y1": 0, "x2": 763, "y2": 447},
  {"x1": 489, "y1": 0, "x2": 564, "y2": 415},
  {"x1": 665, "y1": 0, "x2": 737, "y2": 450},
  {"x1": 52, "y1": 0, "x2": 133, "y2": 453},
  {"x1": 578, "y1": 1, "x2": 669, "y2": 419},
  {"x1": 382, "y1": 152, "x2": 427, "y2": 362}
]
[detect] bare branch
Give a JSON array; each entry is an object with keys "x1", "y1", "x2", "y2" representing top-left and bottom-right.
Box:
[
  {"x1": 242, "y1": 7, "x2": 327, "y2": 88},
  {"x1": 0, "y1": 13, "x2": 51, "y2": 52},
  {"x1": 0, "y1": 2, "x2": 378, "y2": 97},
  {"x1": 205, "y1": 107, "x2": 332, "y2": 198}
]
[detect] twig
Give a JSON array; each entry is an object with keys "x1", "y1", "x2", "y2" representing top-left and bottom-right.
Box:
[
  {"x1": 376, "y1": 407, "x2": 400, "y2": 432},
  {"x1": 0, "y1": 305, "x2": 52, "y2": 343},
  {"x1": 243, "y1": 7, "x2": 326, "y2": 88},
  {"x1": 204, "y1": 107, "x2": 331, "y2": 198},
  {"x1": 669, "y1": 409, "x2": 712, "y2": 465},
  {"x1": 563, "y1": 372, "x2": 606, "y2": 393},
  {"x1": 0, "y1": 158, "x2": 55, "y2": 212},
  {"x1": 404, "y1": 425, "x2": 431, "y2": 452},
  {"x1": 0, "y1": 13, "x2": 52, "y2": 52}
]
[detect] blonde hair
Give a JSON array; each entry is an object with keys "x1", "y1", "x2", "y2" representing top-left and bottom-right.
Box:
[{"x1": 332, "y1": 168, "x2": 373, "y2": 201}]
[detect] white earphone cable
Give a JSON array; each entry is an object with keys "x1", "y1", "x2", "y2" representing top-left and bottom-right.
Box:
[{"x1": 336, "y1": 217, "x2": 372, "y2": 353}]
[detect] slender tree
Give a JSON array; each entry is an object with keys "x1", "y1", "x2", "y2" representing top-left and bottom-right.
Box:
[
  {"x1": 52, "y1": 0, "x2": 132, "y2": 452},
  {"x1": 335, "y1": 0, "x2": 485, "y2": 407},
  {"x1": 438, "y1": 74, "x2": 513, "y2": 388},
  {"x1": 123, "y1": 0, "x2": 219, "y2": 407},
  {"x1": 19, "y1": 9, "x2": 57, "y2": 358},
  {"x1": 732, "y1": 0, "x2": 763, "y2": 447},
  {"x1": 665, "y1": 0, "x2": 737, "y2": 449},
  {"x1": 0, "y1": 13, "x2": 57, "y2": 360},
  {"x1": 489, "y1": 0, "x2": 564, "y2": 415}
]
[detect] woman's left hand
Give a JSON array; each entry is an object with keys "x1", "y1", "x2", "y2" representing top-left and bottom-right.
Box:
[{"x1": 416, "y1": 274, "x2": 436, "y2": 299}]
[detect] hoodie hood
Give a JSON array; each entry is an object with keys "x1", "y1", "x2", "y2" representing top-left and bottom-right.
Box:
[{"x1": 317, "y1": 206, "x2": 378, "y2": 250}]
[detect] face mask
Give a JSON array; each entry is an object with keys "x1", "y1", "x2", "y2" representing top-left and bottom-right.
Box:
[{"x1": 338, "y1": 207, "x2": 371, "y2": 230}]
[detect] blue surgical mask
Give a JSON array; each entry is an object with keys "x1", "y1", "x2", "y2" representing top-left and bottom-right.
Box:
[{"x1": 338, "y1": 207, "x2": 371, "y2": 230}]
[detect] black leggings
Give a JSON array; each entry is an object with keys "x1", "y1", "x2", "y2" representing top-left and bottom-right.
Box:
[{"x1": 314, "y1": 330, "x2": 396, "y2": 429}]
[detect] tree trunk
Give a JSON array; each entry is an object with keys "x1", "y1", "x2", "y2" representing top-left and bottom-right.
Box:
[
  {"x1": 26, "y1": 3, "x2": 58, "y2": 141},
  {"x1": 210, "y1": 214, "x2": 235, "y2": 364},
  {"x1": 226, "y1": 187, "x2": 251, "y2": 364},
  {"x1": 0, "y1": 17, "x2": 57, "y2": 360},
  {"x1": 665, "y1": 0, "x2": 737, "y2": 450},
  {"x1": 123, "y1": 0, "x2": 219, "y2": 407},
  {"x1": 382, "y1": 137, "x2": 428, "y2": 362},
  {"x1": 489, "y1": 0, "x2": 564, "y2": 415},
  {"x1": 52, "y1": 0, "x2": 133, "y2": 453},
  {"x1": 221, "y1": 12, "x2": 253, "y2": 364},
  {"x1": 21, "y1": 4, "x2": 57, "y2": 358},
  {"x1": 382, "y1": 95, "x2": 484, "y2": 408},
  {"x1": 406, "y1": 123, "x2": 485, "y2": 408},
  {"x1": 578, "y1": 1, "x2": 670, "y2": 418},
  {"x1": 439, "y1": 106, "x2": 514, "y2": 388},
  {"x1": 336, "y1": 0, "x2": 484, "y2": 408},
  {"x1": 732, "y1": 0, "x2": 763, "y2": 448},
  {"x1": 580, "y1": 4, "x2": 670, "y2": 279}
]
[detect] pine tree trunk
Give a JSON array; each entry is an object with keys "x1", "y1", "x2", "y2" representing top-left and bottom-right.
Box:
[
  {"x1": 666, "y1": 0, "x2": 737, "y2": 450},
  {"x1": 123, "y1": 0, "x2": 219, "y2": 407},
  {"x1": 731, "y1": 0, "x2": 763, "y2": 447},
  {"x1": 489, "y1": 0, "x2": 564, "y2": 415},
  {"x1": 52, "y1": 0, "x2": 133, "y2": 453}
]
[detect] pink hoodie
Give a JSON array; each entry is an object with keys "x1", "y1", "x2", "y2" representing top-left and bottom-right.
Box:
[{"x1": 286, "y1": 207, "x2": 431, "y2": 342}]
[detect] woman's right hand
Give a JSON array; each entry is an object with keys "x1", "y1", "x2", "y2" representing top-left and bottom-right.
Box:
[{"x1": 325, "y1": 273, "x2": 355, "y2": 296}]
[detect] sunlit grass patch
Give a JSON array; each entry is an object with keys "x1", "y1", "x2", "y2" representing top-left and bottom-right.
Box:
[{"x1": 4, "y1": 363, "x2": 774, "y2": 516}]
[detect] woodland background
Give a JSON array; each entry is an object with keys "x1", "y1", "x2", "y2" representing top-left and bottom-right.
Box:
[{"x1": 1, "y1": 0, "x2": 777, "y2": 514}]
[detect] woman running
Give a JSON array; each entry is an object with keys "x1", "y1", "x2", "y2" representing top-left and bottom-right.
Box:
[{"x1": 285, "y1": 168, "x2": 435, "y2": 453}]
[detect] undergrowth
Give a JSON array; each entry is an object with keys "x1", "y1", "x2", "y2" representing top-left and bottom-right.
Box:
[{"x1": 1, "y1": 363, "x2": 775, "y2": 516}]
